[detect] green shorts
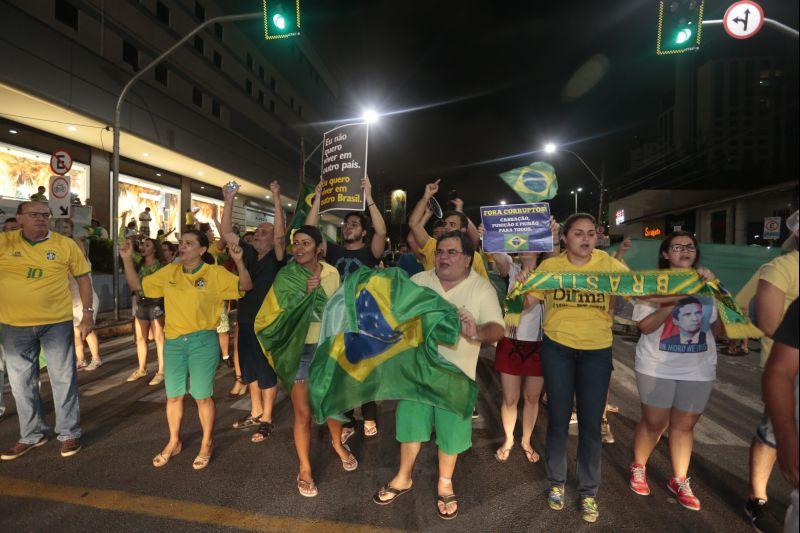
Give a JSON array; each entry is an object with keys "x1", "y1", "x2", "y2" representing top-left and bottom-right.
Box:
[
  {"x1": 395, "y1": 399, "x2": 473, "y2": 455},
  {"x1": 164, "y1": 330, "x2": 220, "y2": 399}
]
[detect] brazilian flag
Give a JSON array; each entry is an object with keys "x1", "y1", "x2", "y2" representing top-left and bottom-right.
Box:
[
  {"x1": 499, "y1": 161, "x2": 558, "y2": 202},
  {"x1": 308, "y1": 267, "x2": 475, "y2": 423},
  {"x1": 288, "y1": 182, "x2": 317, "y2": 233},
  {"x1": 254, "y1": 262, "x2": 331, "y2": 389},
  {"x1": 504, "y1": 233, "x2": 530, "y2": 252}
]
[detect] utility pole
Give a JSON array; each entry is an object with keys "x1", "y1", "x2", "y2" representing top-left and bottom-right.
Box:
[{"x1": 597, "y1": 161, "x2": 606, "y2": 226}]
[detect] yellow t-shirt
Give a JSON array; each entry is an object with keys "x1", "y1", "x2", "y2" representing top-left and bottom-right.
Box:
[
  {"x1": 0, "y1": 231, "x2": 90, "y2": 326},
  {"x1": 305, "y1": 262, "x2": 340, "y2": 344},
  {"x1": 530, "y1": 249, "x2": 629, "y2": 350},
  {"x1": 758, "y1": 251, "x2": 799, "y2": 364},
  {"x1": 411, "y1": 269, "x2": 504, "y2": 380},
  {"x1": 142, "y1": 262, "x2": 240, "y2": 339},
  {"x1": 185, "y1": 212, "x2": 195, "y2": 226},
  {"x1": 419, "y1": 236, "x2": 489, "y2": 279}
]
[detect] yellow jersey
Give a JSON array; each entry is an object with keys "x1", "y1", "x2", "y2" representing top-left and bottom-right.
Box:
[
  {"x1": 0, "y1": 230, "x2": 90, "y2": 327},
  {"x1": 419, "y1": 236, "x2": 489, "y2": 279},
  {"x1": 530, "y1": 249, "x2": 629, "y2": 350},
  {"x1": 142, "y1": 262, "x2": 240, "y2": 339},
  {"x1": 758, "y1": 251, "x2": 799, "y2": 365}
]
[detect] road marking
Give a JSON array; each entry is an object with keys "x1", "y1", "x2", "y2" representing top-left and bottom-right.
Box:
[{"x1": 0, "y1": 474, "x2": 399, "y2": 533}]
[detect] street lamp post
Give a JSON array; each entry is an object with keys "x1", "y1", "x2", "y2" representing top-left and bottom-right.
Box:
[
  {"x1": 544, "y1": 144, "x2": 605, "y2": 223},
  {"x1": 110, "y1": 12, "x2": 261, "y2": 320},
  {"x1": 570, "y1": 187, "x2": 583, "y2": 214}
]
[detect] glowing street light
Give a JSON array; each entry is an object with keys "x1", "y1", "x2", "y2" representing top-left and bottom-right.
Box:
[
  {"x1": 544, "y1": 143, "x2": 557, "y2": 154},
  {"x1": 570, "y1": 187, "x2": 583, "y2": 214},
  {"x1": 362, "y1": 108, "x2": 380, "y2": 124}
]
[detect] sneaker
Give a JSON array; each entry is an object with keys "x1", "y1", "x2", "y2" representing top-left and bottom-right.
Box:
[
  {"x1": 1, "y1": 437, "x2": 48, "y2": 461},
  {"x1": 601, "y1": 420, "x2": 615, "y2": 444},
  {"x1": 569, "y1": 412, "x2": 578, "y2": 424},
  {"x1": 743, "y1": 497, "x2": 768, "y2": 532},
  {"x1": 126, "y1": 368, "x2": 148, "y2": 382},
  {"x1": 341, "y1": 426, "x2": 355, "y2": 445},
  {"x1": 629, "y1": 463, "x2": 650, "y2": 496},
  {"x1": 547, "y1": 485, "x2": 565, "y2": 511},
  {"x1": 84, "y1": 359, "x2": 102, "y2": 371},
  {"x1": 76, "y1": 360, "x2": 88, "y2": 369},
  {"x1": 580, "y1": 497, "x2": 599, "y2": 523},
  {"x1": 60, "y1": 438, "x2": 82, "y2": 457},
  {"x1": 667, "y1": 477, "x2": 701, "y2": 511},
  {"x1": 148, "y1": 373, "x2": 164, "y2": 386}
]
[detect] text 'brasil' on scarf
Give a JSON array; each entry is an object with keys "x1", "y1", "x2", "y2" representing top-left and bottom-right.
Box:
[{"x1": 505, "y1": 268, "x2": 761, "y2": 340}]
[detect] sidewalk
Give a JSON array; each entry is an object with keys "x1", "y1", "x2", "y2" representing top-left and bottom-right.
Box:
[{"x1": 94, "y1": 309, "x2": 134, "y2": 339}]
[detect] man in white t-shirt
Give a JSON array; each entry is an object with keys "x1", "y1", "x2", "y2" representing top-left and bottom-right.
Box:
[{"x1": 373, "y1": 230, "x2": 504, "y2": 520}]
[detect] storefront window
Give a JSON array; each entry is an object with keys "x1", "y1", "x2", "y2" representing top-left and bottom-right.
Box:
[
  {"x1": 191, "y1": 194, "x2": 225, "y2": 237},
  {"x1": 116, "y1": 174, "x2": 180, "y2": 240},
  {"x1": 0, "y1": 142, "x2": 89, "y2": 202}
]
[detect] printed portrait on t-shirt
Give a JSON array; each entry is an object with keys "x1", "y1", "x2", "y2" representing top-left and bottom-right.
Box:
[{"x1": 658, "y1": 296, "x2": 715, "y2": 354}]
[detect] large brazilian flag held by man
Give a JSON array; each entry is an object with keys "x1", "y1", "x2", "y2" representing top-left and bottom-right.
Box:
[{"x1": 308, "y1": 267, "x2": 475, "y2": 423}]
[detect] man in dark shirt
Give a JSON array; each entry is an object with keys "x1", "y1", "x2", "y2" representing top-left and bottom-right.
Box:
[
  {"x1": 306, "y1": 174, "x2": 387, "y2": 441},
  {"x1": 222, "y1": 181, "x2": 285, "y2": 442}
]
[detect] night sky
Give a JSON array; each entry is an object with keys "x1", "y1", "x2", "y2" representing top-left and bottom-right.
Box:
[{"x1": 243, "y1": 1, "x2": 799, "y2": 219}]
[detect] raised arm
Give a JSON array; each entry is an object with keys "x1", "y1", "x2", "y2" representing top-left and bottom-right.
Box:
[
  {"x1": 228, "y1": 244, "x2": 253, "y2": 291},
  {"x1": 270, "y1": 180, "x2": 286, "y2": 261},
  {"x1": 220, "y1": 185, "x2": 240, "y2": 246},
  {"x1": 119, "y1": 241, "x2": 142, "y2": 293},
  {"x1": 452, "y1": 197, "x2": 480, "y2": 248},
  {"x1": 362, "y1": 175, "x2": 387, "y2": 259},
  {"x1": 305, "y1": 180, "x2": 322, "y2": 227},
  {"x1": 409, "y1": 179, "x2": 439, "y2": 250}
]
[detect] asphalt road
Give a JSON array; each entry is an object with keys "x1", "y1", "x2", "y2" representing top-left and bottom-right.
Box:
[{"x1": 0, "y1": 332, "x2": 792, "y2": 532}]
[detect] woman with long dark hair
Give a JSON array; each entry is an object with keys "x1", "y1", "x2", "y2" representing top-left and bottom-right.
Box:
[
  {"x1": 628, "y1": 231, "x2": 718, "y2": 511},
  {"x1": 120, "y1": 229, "x2": 252, "y2": 469},
  {"x1": 126, "y1": 238, "x2": 168, "y2": 386}
]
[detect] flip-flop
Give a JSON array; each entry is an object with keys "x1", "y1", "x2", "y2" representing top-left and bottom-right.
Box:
[
  {"x1": 521, "y1": 446, "x2": 540, "y2": 463},
  {"x1": 152, "y1": 442, "x2": 182, "y2": 468},
  {"x1": 339, "y1": 444, "x2": 358, "y2": 472},
  {"x1": 494, "y1": 445, "x2": 513, "y2": 462},
  {"x1": 373, "y1": 484, "x2": 412, "y2": 505},
  {"x1": 437, "y1": 494, "x2": 458, "y2": 520},
  {"x1": 297, "y1": 475, "x2": 318, "y2": 498}
]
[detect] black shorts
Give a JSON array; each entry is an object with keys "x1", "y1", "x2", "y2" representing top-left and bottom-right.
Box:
[
  {"x1": 237, "y1": 320, "x2": 277, "y2": 389},
  {"x1": 135, "y1": 297, "x2": 164, "y2": 321}
]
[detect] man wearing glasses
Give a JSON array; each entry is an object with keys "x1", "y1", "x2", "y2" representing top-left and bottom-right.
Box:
[
  {"x1": 374, "y1": 230, "x2": 504, "y2": 519},
  {"x1": 0, "y1": 201, "x2": 94, "y2": 460}
]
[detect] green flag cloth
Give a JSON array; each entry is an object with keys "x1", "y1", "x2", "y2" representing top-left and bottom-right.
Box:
[
  {"x1": 254, "y1": 262, "x2": 329, "y2": 389},
  {"x1": 499, "y1": 161, "x2": 558, "y2": 202},
  {"x1": 288, "y1": 182, "x2": 317, "y2": 232},
  {"x1": 505, "y1": 269, "x2": 761, "y2": 340},
  {"x1": 308, "y1": 267, "x2": 474, "y2": 423}
]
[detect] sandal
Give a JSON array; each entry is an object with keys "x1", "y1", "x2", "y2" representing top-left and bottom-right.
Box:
[
  {"x1": 228, "y1": 376, "x2": 246, "y2": 399},
  {"x1": 251, "y1": 421, "x2": 274, "y2": 443},
  {"x1": 152, "y1": 441, "x2": 182, "y2": 468},
  {"x1": 192, "y1": 444, "x2": 213, "y2": 471},
  {"x1": 373, "y1": 483, "x2": 413, "y2": 505},
  {"x1": 340, "y1": 426, "x2": 355, "y2": 445},
  {"x1": 521, "y1": 445, "x2": 540, "y2": 463},
  {"x1": 495, "y1": 444, "x2": 513, "y2": 462},
  {"x1": 297, "y1": 475, "x2": 318, "y2": 498},
  {"x1": 436, "y1": 494, "x2": 459, "y2": 520},
  {"x1": 363, "y1": 421, "x2": 378, "y2": 439},
  {"x1": 338, "y1": 444, "x2": 358, "y2": 472},
  {"x1": 233, "y1": 413, "x2": 262, "y2": 430}
]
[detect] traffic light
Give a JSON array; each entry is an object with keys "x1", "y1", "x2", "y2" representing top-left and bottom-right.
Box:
[
  {"x1": 263, "y1": 0, "x2": 301, "y2": 40},
  {"x1": 656, "y1": 0, "x2": 704, "y2": 55}
]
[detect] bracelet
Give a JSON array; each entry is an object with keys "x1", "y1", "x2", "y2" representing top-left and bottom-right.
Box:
[
  {"x1": 366, "y1": 202, "x2": 375, "y2": 208},
  {"x1": 82, "y1": 307, "x2": 95, "y2": 313}
]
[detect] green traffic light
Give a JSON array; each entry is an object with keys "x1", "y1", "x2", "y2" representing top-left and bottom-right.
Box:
[
  {"x1": 273, "y1": 13, "x2": 286, "y2": 30},
  {"x1": 675, "y1": 28, "x2": 692, "y2": 44}
]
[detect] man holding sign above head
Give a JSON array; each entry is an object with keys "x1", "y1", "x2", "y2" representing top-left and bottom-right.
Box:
[
  {"x1": 306, "y1": 174, "x2": 386, "y2": 440},
  {"x1": 408, "y1": 180, "x2": 488, "y2": 279}
]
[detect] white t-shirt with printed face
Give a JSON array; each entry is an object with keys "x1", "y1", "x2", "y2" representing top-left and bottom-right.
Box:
[{"x1": 632, "y1": 296, "x2": 718, "y2": 381}]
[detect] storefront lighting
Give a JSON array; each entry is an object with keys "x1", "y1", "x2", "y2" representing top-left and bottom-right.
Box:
[
  {"x1": 142, "y1": 152, "x2": 149, "y2": 157},
  {"x1": 265, "y1": 195, "x2": 270, "y2": 199},
  {"x1": 500, "y1": 200, "x2": 507, "y2": 205},
  {"x1": 8, "y1": 129, "x2": 18, "y2": 134},
  {"x1": 156, "y1": 173, "x2": 162, "y2": 177},
  {"x1": 197, "y1": 171, "x2": 203, "y2": 176},
  {"x1": 288, "y1": 202, "x2": 292, "y2": 207},
  {"x1": 201, "y1": 186, "x2": 205, "y2": 189},
  {"x1": 67, "y1": 125, "x2": 77, "y2": 132}
]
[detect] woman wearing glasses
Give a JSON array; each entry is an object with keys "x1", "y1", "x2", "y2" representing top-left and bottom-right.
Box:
[{"x1": 628, "y1": 231, "x2": 718, "y2": 511}]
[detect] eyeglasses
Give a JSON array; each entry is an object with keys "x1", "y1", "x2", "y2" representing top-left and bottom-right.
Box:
[
  {"x1": 434, "y1": 249, "x2": 464, "y2": 257},
  {"x1": 24, "y1": 211, "x2": 52, "y2": 220},
  {"x1": 669, "y1": 244, "x2": 697, "y2": 252}
]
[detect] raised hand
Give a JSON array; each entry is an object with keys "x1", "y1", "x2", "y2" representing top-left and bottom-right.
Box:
[
  {"x1": 424, "y1": 179, "x2": 440, "y2": 199},
  {"x1": 361, "y1": 175, "x2": 373, "y2": 200},
  {"x1": 450, "y1": 197, "x2": 464, "y2": 211},
  {"x1": 269, "y1": 180, "x2": 281, "y2": 196},
  {"x1": 119, "y1": 240, "x2": 134, "y2": 260},
  {"x1": 228, "y1": 243, "x2": 244, "y2": 262},
  {"x1": 315, "y1": 180, "x2": 323, "y2": 199}
]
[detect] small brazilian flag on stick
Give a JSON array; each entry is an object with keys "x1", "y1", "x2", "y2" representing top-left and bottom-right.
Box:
[
  {"x1": 308, "y1": 267, "x2": 476, "y2": 423},
  {"x1": 499, "y1": 161, "x2": 558, "y2": 202}
]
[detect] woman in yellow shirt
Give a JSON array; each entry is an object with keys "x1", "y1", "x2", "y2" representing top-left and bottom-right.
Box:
[
  {"x1": 520, "y1": 213, "x2": 628, "y2": 523},
  {"x1": 120, "y1": 230, "x2": 252, "y2": 470}
]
